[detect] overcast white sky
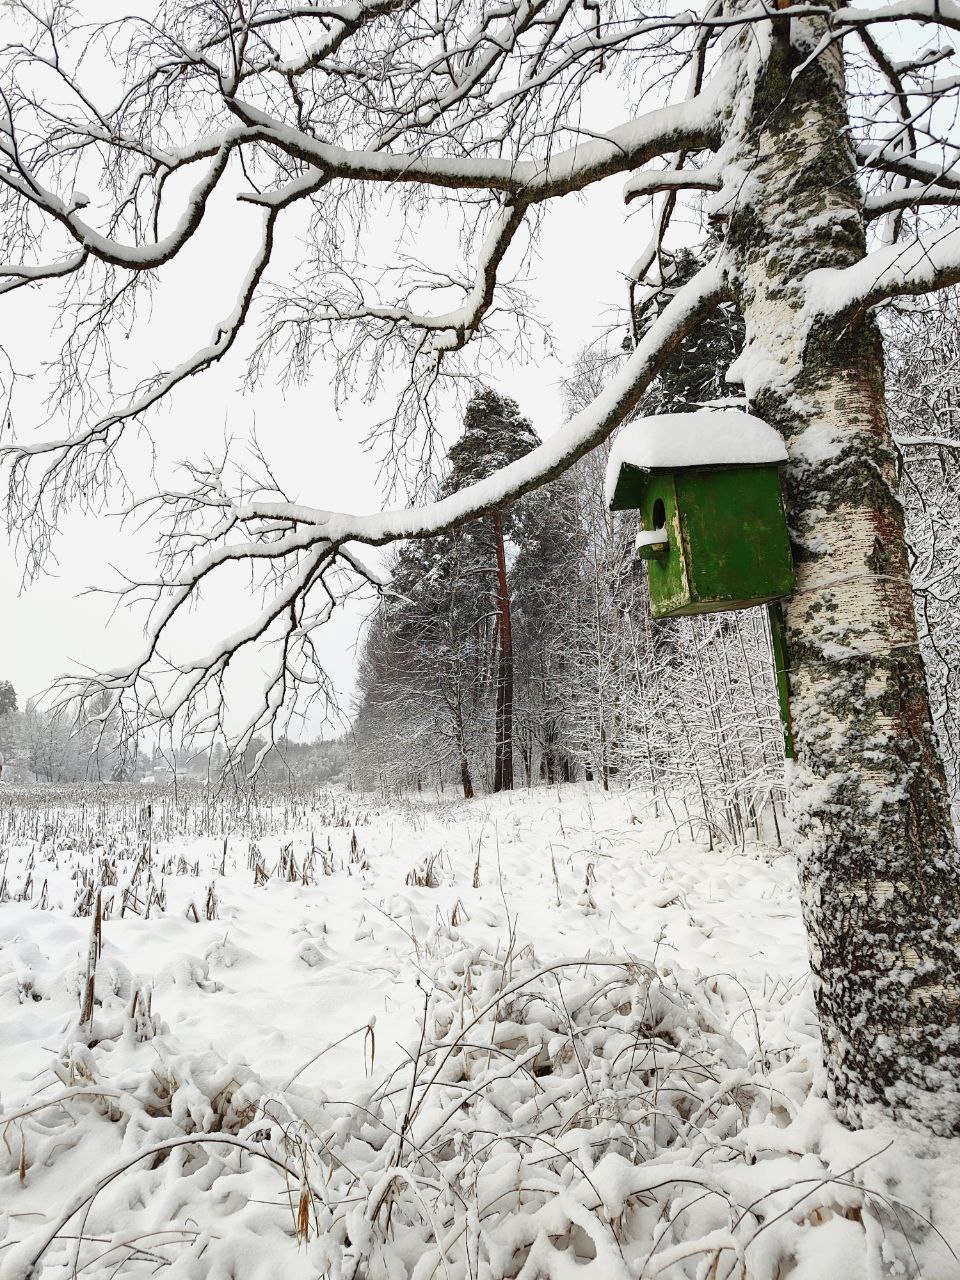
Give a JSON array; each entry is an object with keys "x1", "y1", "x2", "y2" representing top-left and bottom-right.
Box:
[{"x1": 0, "y1": 35, "x2": 678, "y2": 734}]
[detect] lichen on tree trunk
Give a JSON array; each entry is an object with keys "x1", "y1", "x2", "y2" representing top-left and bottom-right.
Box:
[{"x1": 723, "y1": 8, "x2": 960, "y2": 1132}]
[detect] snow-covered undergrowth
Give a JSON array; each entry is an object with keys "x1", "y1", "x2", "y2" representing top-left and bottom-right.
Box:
[{"x1": 0, "y1": 784, "x2": 957, "y2": 1278}]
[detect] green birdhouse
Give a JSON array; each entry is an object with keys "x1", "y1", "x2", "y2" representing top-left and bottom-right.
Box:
[{"x1": 605, "y1": 409, "x2": 794, "y2": 619}]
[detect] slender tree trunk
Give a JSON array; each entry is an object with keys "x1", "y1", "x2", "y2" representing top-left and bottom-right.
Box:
[
  {"x1": 492, "y1": 511, "x2": 514, "y2": 792},
  {"x1": 442, "y1": 671, "x2": 476, "y2": 800},
  {"x1": 450, "y1": 696, "x2": 474, "y2": 799},
  {"x1": 726, "y1": 11, "x2": 960, "y2": 1131},
  {"x1": 459, "y1": 755, "x2": 474, "y2": 799}
]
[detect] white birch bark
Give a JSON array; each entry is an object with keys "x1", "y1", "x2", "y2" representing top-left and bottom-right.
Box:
[{"x1": 723, "y1": 7, "x2": 960, "y2": 1131}]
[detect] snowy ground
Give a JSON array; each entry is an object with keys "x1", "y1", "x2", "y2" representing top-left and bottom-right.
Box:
[{"x1": 0, "y1": 783, "x2": 957, "y2": 1279}]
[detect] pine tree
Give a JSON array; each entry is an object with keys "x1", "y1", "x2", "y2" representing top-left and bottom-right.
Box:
[
  {"x1": 440, "y1": 388, "x2": 540, "y2": 791},
  {"x1": 512, "y1": 472, "x2": 583, "y2": 784},
  {"x1": 634, "y1": 247, "x2": 745, "y2": 414},
  {"x1": 354, "y1": 537, "x2": 479, "y2": 794},
  {"x1": 0, "y1": 681, "x2": 17, "y2": 717},
  {"x1": 353, "y1": 387, "x2": 539, "y2": 794}
]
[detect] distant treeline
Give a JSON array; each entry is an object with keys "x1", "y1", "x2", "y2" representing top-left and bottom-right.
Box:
[{"x1": 0, "y1": 686, "x2": 346, "y2": 787}]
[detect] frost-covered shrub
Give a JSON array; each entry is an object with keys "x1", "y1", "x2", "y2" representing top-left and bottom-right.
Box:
[{"x1": 1, "y1": 946, "x2": 938, "y2": 1280}]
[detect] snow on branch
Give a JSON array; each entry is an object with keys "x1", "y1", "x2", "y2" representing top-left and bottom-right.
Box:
[
  {"x1": 864, "y1": 184, "x2": 960, "y2": 217},
  {"x1": 804, "y1": 220, "x2": 960, "y2": 314},
  {"x1": 0, "y1": 135, "x2": 243, "y2": 271},
  {"x1": 0, "y1": 249, "x2": 88, "y2": 296},
  {"x1": 837, "y1": 0, "x2": 960, "y2": 33},
  {"x1": 623, "y1": 167, "x2": 722, "y2": 204},
  {"x1": 2, "y1": 206, "x2": 285, "y2": 573},
  {"x1": 256, "y1": 200, "x2": 529, "y2": 358},
  {"x1": 0, "y1": 0, "x2": 727, "y2": 531},
  {"x1": 54, "y1": 258, "x2": 725, "y2": 762},
  {"x1": 226, "y1": 89, "x2": 724, "y2": 203},
  {"x1": 856, "y1": 143, "x2": 960, "y2": 193},
  {"x1": 243, "y1": 259, "x2": 725, "y2": 543}
]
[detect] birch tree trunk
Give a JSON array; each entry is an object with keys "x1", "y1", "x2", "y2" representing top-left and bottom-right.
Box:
[{"x1": 725, "y1": 13, "x2": 960, "y2": 1131}]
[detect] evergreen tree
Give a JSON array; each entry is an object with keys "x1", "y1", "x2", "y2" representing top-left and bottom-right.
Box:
[
  {"x1": 634, "y1": 247, "x2": 745, "y2": 414},
  {"x1": 511, "y1": 474, "x2": 582, "y2": 784},
  {"x1": 370, "y1": 535, "x2": 485, "y2": 795},
  {"x1": 353, "y1": 387, "x2": 539, "y2": 794},
  {"x1": 441, "y1": 388, "x2": 540, "y2": 791},
  {"x1": 0, "y1": 680, "x2": 17, "y2": 716}
]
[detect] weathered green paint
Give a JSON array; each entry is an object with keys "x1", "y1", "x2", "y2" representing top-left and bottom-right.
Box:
[
  {"x1": 610, "y1": 461, "x2": 794, "y2": 618},
  {"x1": 628, "y1": 473, "x2": 691, "y2": 613},
  {"x1": 766, "y1": 600, "x2": 795, "y2": 759}
]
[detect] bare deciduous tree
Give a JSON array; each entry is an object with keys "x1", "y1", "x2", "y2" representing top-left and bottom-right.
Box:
[{"x1": 2, "y1": 0, "x2": 960, "y2": 1129}]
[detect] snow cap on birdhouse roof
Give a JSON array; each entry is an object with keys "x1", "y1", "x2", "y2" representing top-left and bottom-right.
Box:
[{"x1": 605, "y1": 408, "x2": 788, "y2": 510}]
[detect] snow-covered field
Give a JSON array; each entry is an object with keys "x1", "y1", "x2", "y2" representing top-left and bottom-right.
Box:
[{"x1": 0, "y1": 783, "x2": 957, "y2": 1279}]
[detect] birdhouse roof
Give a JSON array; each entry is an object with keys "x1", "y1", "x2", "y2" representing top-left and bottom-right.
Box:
[{"x1": 604, "y1": 409, "x2": 787, "y2": 507}]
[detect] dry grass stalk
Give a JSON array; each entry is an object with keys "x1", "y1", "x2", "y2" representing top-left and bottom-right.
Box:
[{"x1": 79, "y1": 890, "x2": 102, "y2": 1029}]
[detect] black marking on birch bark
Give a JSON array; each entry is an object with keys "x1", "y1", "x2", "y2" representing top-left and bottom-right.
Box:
[{"x1": 725, "y1": 3, "x2": 960, "y2": 1132}]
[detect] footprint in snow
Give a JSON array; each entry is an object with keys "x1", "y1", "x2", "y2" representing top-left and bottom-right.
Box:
[
  {"x1": 155, "y1": 954, "x2": 222, "y2": 992},
  {"x1": 204, "y1": 935, "x2": 258, "y2": 970},
  {"x1": 3, "y1": 937, "x2": 56, "y2": 1003},
  {"x1": 297, "y1": 939, "x2": 328, "y2": 967},
  {"x1": 292, "y1": 921, "x2": 330, "y2": 968}
]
